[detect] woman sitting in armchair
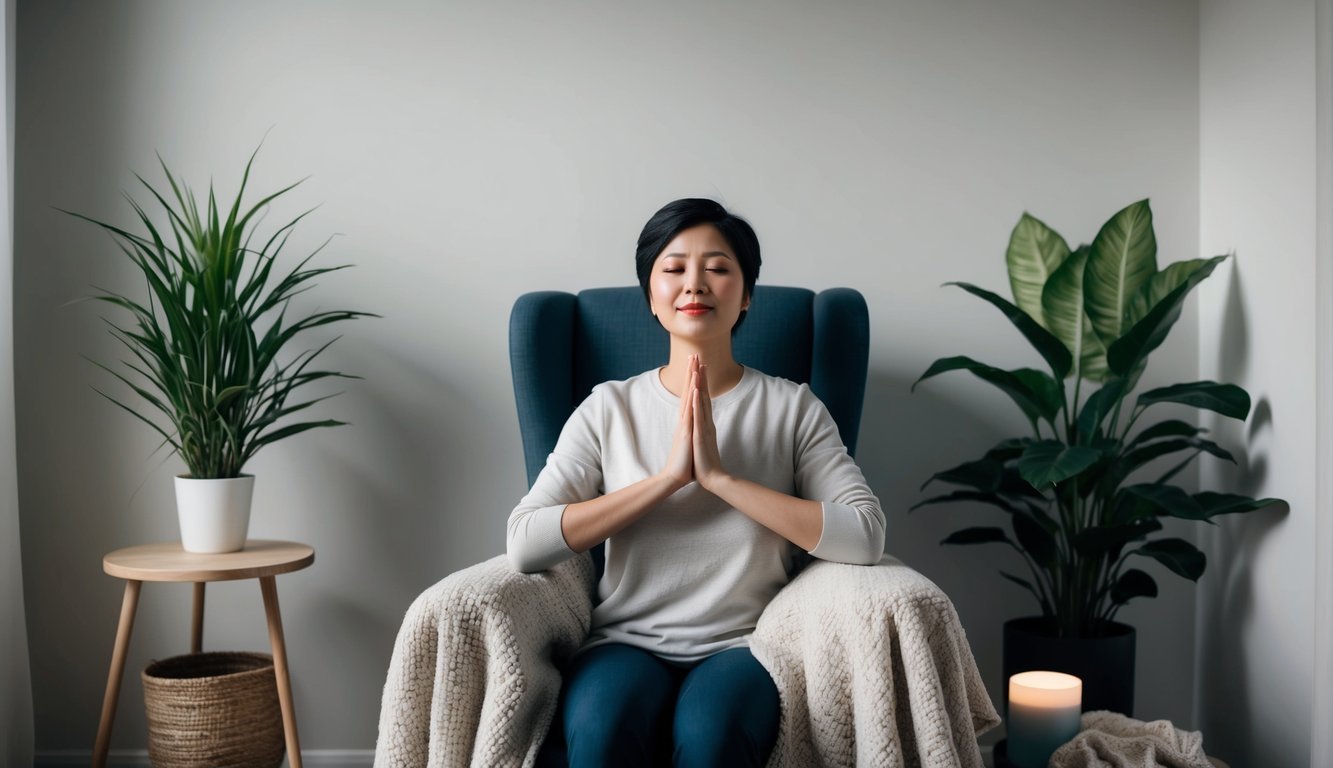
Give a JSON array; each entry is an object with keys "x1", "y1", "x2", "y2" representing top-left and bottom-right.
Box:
[{"x1": 507, "y1": 198, "x2": 886, "y2": 768}]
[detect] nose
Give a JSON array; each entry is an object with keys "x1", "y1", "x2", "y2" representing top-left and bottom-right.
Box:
[{"x1": 685, "y1": 266, "x2": 709, "y2": 294}]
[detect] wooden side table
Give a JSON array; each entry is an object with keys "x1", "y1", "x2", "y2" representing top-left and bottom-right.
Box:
[{"x1": 93, "y1": 540, "x2": 315, "y2": 768}]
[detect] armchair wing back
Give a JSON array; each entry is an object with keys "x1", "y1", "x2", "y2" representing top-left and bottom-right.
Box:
[{"x1": 509, "y1": 285, "x2": 871, "y2": 489}]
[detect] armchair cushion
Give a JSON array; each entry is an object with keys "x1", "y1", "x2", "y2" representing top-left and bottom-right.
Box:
[{"x1": 375, "y1": 555, "x2": 998, "y2": 768}]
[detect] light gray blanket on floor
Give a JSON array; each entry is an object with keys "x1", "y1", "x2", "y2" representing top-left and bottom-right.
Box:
[
  {"x1": 1050, "y1": 711, "x2": 1214, "y2": 768},
  {"x1": 375, "y1": 552, "x2": 999, "y2": 768}
]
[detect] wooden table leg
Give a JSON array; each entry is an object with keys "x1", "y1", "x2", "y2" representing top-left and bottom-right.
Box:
[
  {"x1": 260, "y1": 575, "x2": 302, "y2": 768},
  {"x1": 191, "y1": 582, "x2": 205, "y2": 653},
  {"x1": 94, "y1": 580, "x2": 141, "y2": 768}
]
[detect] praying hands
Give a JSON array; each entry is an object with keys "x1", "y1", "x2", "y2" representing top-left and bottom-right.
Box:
[{"x1": 663, "y1": 353, "x2": 728, "y2": 492}]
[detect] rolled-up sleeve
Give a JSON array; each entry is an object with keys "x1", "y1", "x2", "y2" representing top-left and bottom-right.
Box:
[
  {"x1": 506, "y1": 390, "x2": 605, "y2": 573},
  {"x1": 792, "y1": 385, "x2": 886, "y2": 565}
]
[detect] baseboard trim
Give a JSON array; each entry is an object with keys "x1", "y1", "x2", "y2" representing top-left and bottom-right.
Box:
[{"x1": 36, "y1": 749, "x2": 374, "y2": 768}]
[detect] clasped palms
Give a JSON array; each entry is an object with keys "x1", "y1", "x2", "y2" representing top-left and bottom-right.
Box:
[{"x1": 664, "y1": 354, "x2": 727, "y2": 492}]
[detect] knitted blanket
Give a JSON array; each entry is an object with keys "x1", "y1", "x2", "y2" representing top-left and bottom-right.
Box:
[
  {"x1": 374, "y1": 554, "x2": 594, "y2": 767},
  {"x1": 375, "y1": 553, "x2": 999, "y2": 768},
  {"x1": 1049, "y1": 711, "x2": 1214, "y2": 768},
  {"x1": 752, "y1": 554, "x2": 1000, "y2": 767}
]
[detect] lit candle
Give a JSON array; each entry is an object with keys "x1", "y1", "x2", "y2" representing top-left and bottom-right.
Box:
[{"x1": 1007, "y1": 671, "x2": 1082, "y2": 768}]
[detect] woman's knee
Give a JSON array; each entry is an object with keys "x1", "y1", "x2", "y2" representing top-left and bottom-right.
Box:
[
  {"x1": 673, "y1": 714, "x2": 778, "y2": 768},
  {"x1": 672, "y1": 649, "x2": 780, "y2": 767},
  {"x1": 560, "y1": 644, "x2": 676, "y2": 767}
]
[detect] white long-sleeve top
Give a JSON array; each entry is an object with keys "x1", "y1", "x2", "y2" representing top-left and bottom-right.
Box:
[{"x1": 506, "y1": 365, "x2": 885, "y2": 662}]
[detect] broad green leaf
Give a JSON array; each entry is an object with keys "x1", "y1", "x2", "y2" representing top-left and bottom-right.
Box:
[
  {"x1": 1125, "y1": 257, "x2": 1214, "y2": 328},
  {"x1": 985, "y1": 437, "x2": 1036, "y2": 462},
  {"x1": 1010, "y1": 369, "x2": 1064, "y2": 423},
  {"x1": 946, "y1": 282, "x2": 1072, "y2": 379},
  {"x1": 941, "y1": 527, "x2": 1012, "y2": 546},
  {"x1": 1080, "y1": 328, "x2": 1110, "y2": 382},
  {"x1": 1111, "y1": 568, "x2": 1158, "y2": 605},
  {"x1": 1018, "y1": 440, "x2": 1103, "y2": 489},
  {"x1": 1132, "y1": 538, "x2": 1206, "y2": 581},
  {"x1": 913, "y1": 356, "x2": 1062, "y2": 424},
  {"x1": 1193, "y1": 492, "x2": 1285, "y2": 518},
  {"x1": 1123, "y1": 484, "x2": 1206, "y2": 520},
  {"x1": 1000, "y1": 466, "x2": 1048, "y2": 500},
  {"x1": 1041, "y1": 246, "x2": 1108, "y2": 381},
  {"x1": 1085, "y1": 200, "x2": 1157, "y2": 347},
  {"x1": 1181, "y1": 437, "x2": 1235, "y2": 463},
  {"x1": 1076, "y1": 378, "x2": 1127, "y2": 443},
  {"x1": 1137, "y1": 381, "x2": 1250, "y2": 421},
  {"x1": 1006, "y1": 213, "x2": 1071, "y2": 326},
  {"x1": 1074, "y1": 519, "x2": 1163, "y2": 556},
  {"x1": 1107, "y1": 255, "x2": 1227, "y2": 376},
  {"x1": 1074, "y1": 437, "x2": 1122, "y2": 498},
  {"x1": 1122, "y1": 485, "x2": 1276, "y2": 522},
  {"x1": 1127, "y1": 419, "x2": 1203, "y2": 449},
  {"x1": 1108, "y1": 488, "x2": 1159, "y2": 525},
  {"x1": 910, "y1": 490, "x2": 1024, "y2": 515},
  {"x1": 921, "y1": 457, "x2": 1003, "y2": 492},
  {"x1": 1115, "y1": 438, "x2": 1235, "y2": 490}
]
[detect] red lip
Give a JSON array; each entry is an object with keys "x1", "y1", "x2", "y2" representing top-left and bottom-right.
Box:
[{"x1": 678, "y1": 303, "x2": 712, "y2": 311}]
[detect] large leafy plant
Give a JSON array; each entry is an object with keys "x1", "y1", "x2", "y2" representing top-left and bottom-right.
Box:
[
  {"x1": 66, "y1": 148, "x2": 375, "y2": 479},
  {"x1": 912, "y1": 199, "x2": 1280, "y2": 638}
]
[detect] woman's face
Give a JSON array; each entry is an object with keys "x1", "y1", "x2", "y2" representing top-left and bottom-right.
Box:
[{"x1": 648, "y1": 224, "x2": 749, "y2": 342}]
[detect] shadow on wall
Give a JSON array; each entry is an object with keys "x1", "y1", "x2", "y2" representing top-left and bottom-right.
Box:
[{"x1": 1195, "y1": 260, "x2": 1290, "y2": 765}]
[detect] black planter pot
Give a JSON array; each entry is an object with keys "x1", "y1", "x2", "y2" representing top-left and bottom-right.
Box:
[{"x1": 1002, "y1": 616, "x2": 1136, "y2": 718}]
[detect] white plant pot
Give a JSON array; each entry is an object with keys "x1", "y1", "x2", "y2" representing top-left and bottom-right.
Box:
[{"x1": 174, "y1": 474, "x2": 254, "y2": 554}]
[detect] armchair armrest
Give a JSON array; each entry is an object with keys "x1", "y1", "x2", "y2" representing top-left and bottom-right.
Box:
[
  {"x1": 376, "y1": 552, "x2": 595, "y2": 768},
  {"x1": 752, "y1": 555, "x2": 1000, "y2": 768}
]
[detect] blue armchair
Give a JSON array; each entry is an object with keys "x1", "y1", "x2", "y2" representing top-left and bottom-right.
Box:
[
  {"x1": 375, "y1": 287, "x2": 999, "y2": 768},
  {"x1": 510, "y1": 285, "x2": 870, "y2": 581}
]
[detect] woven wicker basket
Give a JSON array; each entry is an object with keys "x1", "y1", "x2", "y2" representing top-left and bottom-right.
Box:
[{"x1": 141, "y1": 651, "x2": 285, "y2": 768}]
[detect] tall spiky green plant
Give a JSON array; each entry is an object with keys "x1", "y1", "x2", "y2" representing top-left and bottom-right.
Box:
[
  {"x1": 65, "y1": 147, "x2": 376, "y2": 478},
  {"x1": 912, "y1": 199, "x2": 1281, "y2": 638}
]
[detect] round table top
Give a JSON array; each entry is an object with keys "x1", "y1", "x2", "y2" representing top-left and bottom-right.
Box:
[{"x1": 103, "y1": 540, "x2": 315, "y2": 583}]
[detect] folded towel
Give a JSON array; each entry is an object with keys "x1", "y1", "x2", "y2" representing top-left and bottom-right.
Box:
[{"x1": 1048, "y1": 710, "x2": 1213, "y2": 768}]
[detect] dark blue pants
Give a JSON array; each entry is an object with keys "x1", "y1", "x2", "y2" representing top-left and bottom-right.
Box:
[{"x1": 540, "y1": 642, "x2": 781, "y2": 768}]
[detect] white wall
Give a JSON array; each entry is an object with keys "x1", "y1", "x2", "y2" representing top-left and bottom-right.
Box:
[
  {"x1": 1314, "y1": 0, "x2": 1333, "y2": 763},
  {"x1": 1, "y1": 0, "x2": 34, "y2": 763},
  {"x1": 1197, "y1": 2, "x2": 1318, "y2": 767},
  {"x1": 15, "y1": 0, "x2": 1205, "y2": 756}
]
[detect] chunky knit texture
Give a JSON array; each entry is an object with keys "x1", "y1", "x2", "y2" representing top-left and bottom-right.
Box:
[
  {"x1": 1049, "y1": 711, "x2": 1214, "y2": 768},
  {"x1": 374, "y1": 554, "x2": 593, "y2": 768},
  {"x1": 751, "y1": 554, "x2": 999, "y2": 767},
  {"x1": 375, "y1": 552, "x2": 998, "y2": 768}
]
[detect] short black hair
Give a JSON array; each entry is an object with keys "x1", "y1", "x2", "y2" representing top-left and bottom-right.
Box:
[{"x1": 635, "y1": 198, "x2": 762, "y2": 334}]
